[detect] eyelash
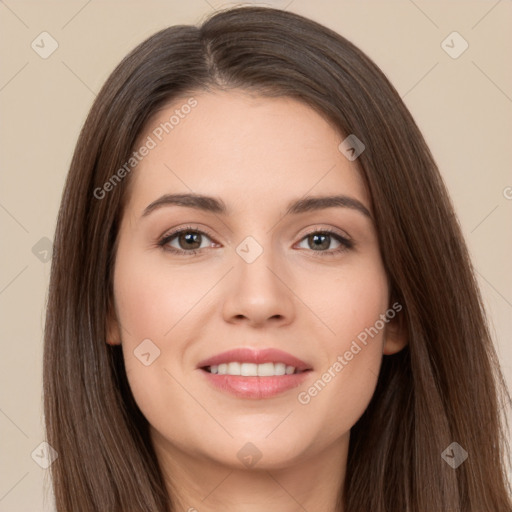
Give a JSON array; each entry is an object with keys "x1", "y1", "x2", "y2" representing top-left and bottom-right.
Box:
[{"x1": 157, "y1": 224, "x2": 354, "y2": 257}]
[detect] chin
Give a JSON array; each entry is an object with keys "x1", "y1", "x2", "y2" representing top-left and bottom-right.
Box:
[{"x1": 201, "y1": 431, "x2": 313, "y2": 470}]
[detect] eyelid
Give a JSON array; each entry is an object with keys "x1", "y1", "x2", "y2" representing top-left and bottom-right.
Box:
[
  {"x1": 158, "y1": 224, "x2": 219, "y2": 248},
  {"x1": 294, "y1": 226, "x2": 354, "y2": 255},
  {"x1": 299, "y1": 225, "x2": 352, "y2": 243}
]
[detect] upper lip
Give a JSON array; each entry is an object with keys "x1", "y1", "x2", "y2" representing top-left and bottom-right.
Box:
[{"x1": 197, "y1": 348, "x2": 312, "y2": 371}]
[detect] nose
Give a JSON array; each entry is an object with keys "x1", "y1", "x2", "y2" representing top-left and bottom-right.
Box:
[{"x1": 221, "y1": 242, "x2": 296, "y2": 328}]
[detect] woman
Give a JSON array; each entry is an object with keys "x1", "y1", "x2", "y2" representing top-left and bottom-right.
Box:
[{"x1": 43, "y1": 5, "x2": 512, "y2": 511}]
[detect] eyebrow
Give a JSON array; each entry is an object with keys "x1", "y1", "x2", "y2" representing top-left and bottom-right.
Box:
[{"x1": 141, "y1": 193, "x2": 372, "y2": 219}]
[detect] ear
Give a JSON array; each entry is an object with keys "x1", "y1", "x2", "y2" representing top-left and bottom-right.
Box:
[
  {"x1": 382, "y1": 305, "x2": 408, "y2": 355},
  {"x1": 105, "y1": 297, "x2": 122, "y2": 346}
]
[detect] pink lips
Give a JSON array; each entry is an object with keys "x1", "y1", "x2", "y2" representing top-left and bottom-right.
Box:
[
  {"x1": 197, "y1": 347, "x2": 313, "y2": 400},
  {"x1": 196, "y1": 347, "x2": 312, "y2": 371}
]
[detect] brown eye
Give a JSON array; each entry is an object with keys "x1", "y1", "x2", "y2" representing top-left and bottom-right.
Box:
[
  {"x1": 296, "y1": 230, "x2": 353, "y2": 255},
  {"x1": 159, "y1": 228, "x2": 216, "y2": 254},
  {"x1": 307, "y1": 233, "x2": 331, "y2": 251},
  {"x1": 176, "y1": 231, "x2": 203, "y2": 250}
]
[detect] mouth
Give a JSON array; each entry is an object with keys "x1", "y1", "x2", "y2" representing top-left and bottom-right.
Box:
[
  {"x1": 202, "y1": 362, "x2": 309, "y2": 376},
  {"x1": 196, "y1": 347, "x2": 313, "y2": 399}
]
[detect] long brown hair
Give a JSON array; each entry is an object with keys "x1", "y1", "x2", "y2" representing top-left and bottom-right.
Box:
[{"x1": 43, "y1": 6, "x2": 512, "y2": 511}]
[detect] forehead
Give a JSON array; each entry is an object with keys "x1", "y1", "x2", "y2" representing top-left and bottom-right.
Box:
[{"x1": 126, "y1": 89, "x2": 370, "y2": 216}]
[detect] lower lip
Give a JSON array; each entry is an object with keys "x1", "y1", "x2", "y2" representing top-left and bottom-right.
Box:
[{"x1": 199, "y1": 369, "x2": 312, "y2": 399}]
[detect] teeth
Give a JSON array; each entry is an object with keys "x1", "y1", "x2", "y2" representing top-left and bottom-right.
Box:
[
  {"x1": 241, "y1": 363, "x2": 258, "y2": 376},
  {"x1": 208, "y1": 362, "x2": 297, "y2": 376},
  {"x1": 257, "y1": 362, "x2": 274, "y2": 376},
  {"x1": 227, "y1": 362, "x2": 241, "y2": 375},
  {"x1": 274, "y1": 363, "x2": 286, "y2": 375}
]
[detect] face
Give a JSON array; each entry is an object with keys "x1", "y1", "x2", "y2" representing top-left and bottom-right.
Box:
[{"x1": 109, "y1": 89, "x2": 406, "y2": 471}]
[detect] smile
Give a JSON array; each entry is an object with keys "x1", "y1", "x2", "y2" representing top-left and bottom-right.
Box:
[
  {"x1": 204, "y1": 362, "x2": 305, "y2": 376},
  {"x1": 197, "y1": 347, "x2": 313, "y2": 399}
]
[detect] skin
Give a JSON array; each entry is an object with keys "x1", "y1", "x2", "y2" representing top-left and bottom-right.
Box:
[{"x1": 108, "y1": 89, "x2": 407, "y2": 512}]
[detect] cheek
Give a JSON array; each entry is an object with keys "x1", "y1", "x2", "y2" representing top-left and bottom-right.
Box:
[
  {"x1": 112, "y1": 249, "x2": 188, "y2": 421},
  {"x1": 308, "y1": 256, "x2": 389, "y2": 349},
  {"x1": 296, "y1": 257, "x2": 388, "y2": 421},
  {"x1": 113, "y1": 250, "x2": 207, "y2": 342}
]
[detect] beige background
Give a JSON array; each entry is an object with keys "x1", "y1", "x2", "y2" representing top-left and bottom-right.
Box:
[{"x1": 1, "y1": 1, "x2": 511, "y2": 510}]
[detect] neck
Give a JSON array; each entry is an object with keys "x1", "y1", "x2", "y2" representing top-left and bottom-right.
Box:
[{"x1": 151, "y1": 429, "x2": 348, "y2": 512}]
